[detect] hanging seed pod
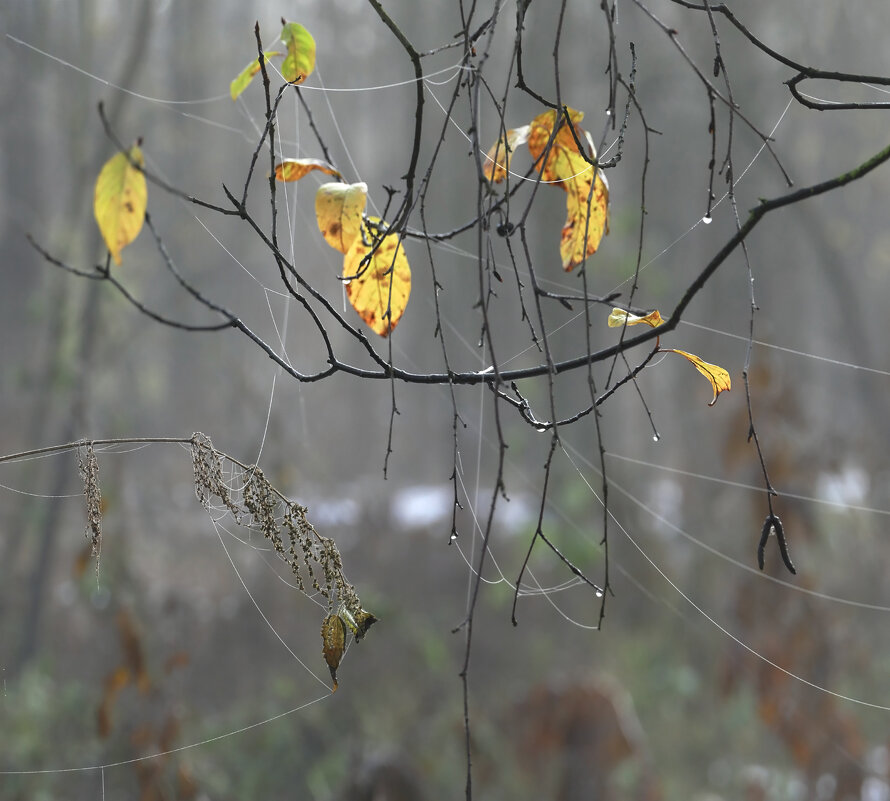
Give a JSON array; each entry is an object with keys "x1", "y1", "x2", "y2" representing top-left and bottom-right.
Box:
[
  {"x1": 321, "y1": 613, "x2": 347, "y2": 691},
  {"x1": 77, "y1": 442, "x2": 103, "y2": 561}
]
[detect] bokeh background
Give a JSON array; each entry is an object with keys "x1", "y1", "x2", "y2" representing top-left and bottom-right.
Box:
[{"x1": 2, "y1": 1, "x2": 890, "y2": 799}]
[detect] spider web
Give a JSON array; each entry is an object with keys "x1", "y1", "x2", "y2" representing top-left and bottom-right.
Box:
[{"x1": 3, "y1": 1, "x2": 890, "y2": 797}]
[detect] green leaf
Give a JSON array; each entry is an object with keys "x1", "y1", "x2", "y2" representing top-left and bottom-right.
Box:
[
  {"x1": 229, "y1": 50, "x2": 281, "y2": 100},
  {"x1": 280, "y1": 22, "x2": 316, "y2": 84}
]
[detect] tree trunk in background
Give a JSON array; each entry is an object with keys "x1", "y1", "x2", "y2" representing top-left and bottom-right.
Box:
[{"x1": 12, "y1": 0, "x2": 154, "y2": 673}]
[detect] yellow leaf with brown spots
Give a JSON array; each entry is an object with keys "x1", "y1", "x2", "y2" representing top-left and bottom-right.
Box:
[
  {"x1": 527, "y1": 107, "x2": 589, "y2": 184},
  {"x1": 666, "y1": 349, "x2": 732, "y2": 406},
  {"x1": 343, "y1": 218, "x2": 411, "y2": 337},
  {"x1": 527, "y1": 107, "x2": 609, "y2": 270},
  {"x1": 315, "y1": 181, "x2": 367, "y2": 253},
  {"x1": 93, "y1": 144, "x2": 147, "y2": 266},
  {"x1": 561, "y1": 175, "x2": 609, "y2": 269}
]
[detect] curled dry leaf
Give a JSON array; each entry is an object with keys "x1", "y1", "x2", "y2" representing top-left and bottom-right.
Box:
[
  {"x1": 666, "y1": 349, "x2": 732, "y2": 406},
  {"x1": 275, "y1": 158, "x2": 341, "y2": 182},
  {"x1": 321, "y1": 613, "x2": 347, "y2": 692},
  {"x1": 607, "y1": 308, "x2": 728, "y2": 406},
  {"x1": 94, "y1": 144, "x2": 147, "y2": 266},
  {"x1": 343, "y1": 218, "x2": 411, "y2": 337},
  {"x1": 340, "y1": 607, "x2": 378, "y2": 642},
  {"x1": 315, "y1": 181, "x2": 368, "y2": 253},
  {"x1": 607, "y1": 308, "x2": 665, "y2": 328}
]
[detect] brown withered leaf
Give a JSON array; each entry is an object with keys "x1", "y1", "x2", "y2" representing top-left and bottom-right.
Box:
[{"x1": 321, "y1": 613, "x2": 347, "y2": 692}]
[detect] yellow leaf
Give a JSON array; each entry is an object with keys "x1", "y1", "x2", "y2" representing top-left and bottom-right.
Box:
[
  {"x1": 93, "y1": 144, "x2": 147, "y2": 266},
  {"x1": 280, "y1": 21, "x2": 316, "y2": 84},
  {"x1": 483, "y1": 125, "x2": 530, "y2": 183},
  {"x1": 229, "y1": 50, "x2": 280, "y2": 100},
  {"x1": 527, "y1": 107, "x2": 588, "y2": 184},
  {"x1": 321, "y1": 613, "x2": 346, "y2": 692},
  {"x1": 527, "y1": 107, "x2": 609, "y2": 270},
  {"x1": 275, "y1": 158, "x2": 341, "y2": 182},
  {"x1": 607, "y1": 308, "x2": 665, "y2": 328},
  {"x1": 666, "y1": 349, "x2": 732, "y2": 406},
  {"x1": 561, "y1": 175, "x2": 610, "y2": 269},
  {"x1": 343, "y1": 218, "x2": 411, "y2": 337},
  {"x1": 315, "y1": 182, "x2": 367, "y2": 253}
]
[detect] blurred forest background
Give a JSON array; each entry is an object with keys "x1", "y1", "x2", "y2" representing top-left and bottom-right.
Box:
[{"x1": 2, "y1": 1, "x2": 890, "y2": 800}]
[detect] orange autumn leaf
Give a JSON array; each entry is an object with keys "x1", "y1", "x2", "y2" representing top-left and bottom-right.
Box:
[
  {"x1": 315, "y1": 181, "x2": 367, "y2": 253},
  {"x1": 527, "y1": 107, "x2": 589, "y2": 183},
  {"x1": 666, "y1": 349, "x2": 732, "y2": 406},
  {"x1": 527, "y1": 107, "x2": 609, "y2": 270},
  {"x1": 607, "y1": 308, "x2": 665, "y2": 328},
  {"x1": 483, "y1": 125, "x2": 530, "y2": 183},
  {"x1": 275, "y1": 158, "x2": 341, "y2": 182},
  {"x1": 94, "y1": 144, "x2": 147, "y2": 266},
  {"x1": 343, "y1": 218, "x2": 411, "y2": 337}
]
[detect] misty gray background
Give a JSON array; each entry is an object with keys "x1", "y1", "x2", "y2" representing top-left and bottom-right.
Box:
[{"x1": 2, "y1": 1, "x2": 890, "y2": 799}]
